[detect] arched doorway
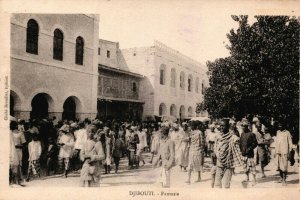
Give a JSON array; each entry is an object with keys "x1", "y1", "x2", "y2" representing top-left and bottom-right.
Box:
[
  {"x1": 188, "y1": 106, "x2": 193, "y2": 117},
  {"x1": 10, "y1": 90, "x2": 22, "y2": 117},
  {"x1": 62, "y1": 97, "x2": 76, "y2": 121},
  {"x1": 31, "y1": 93, "x2": 50, "y2": 120},
  {"x1": 179, "y1": 105, "x2": 185, "y2": 120},
  {"x1": 159, "y1": 103, "x2": 167, "y2": 116},
  {"x1": 170, "y1": 104, "x2": 177, "y2": 117}
]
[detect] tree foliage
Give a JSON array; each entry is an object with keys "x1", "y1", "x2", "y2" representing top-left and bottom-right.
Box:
[{"x1": 200, "y1": 15, "x2": 299, "y2": 138}]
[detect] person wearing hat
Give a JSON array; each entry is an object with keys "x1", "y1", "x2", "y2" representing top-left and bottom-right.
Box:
[
  {"x1": 206, "y1": 123, "x2": 217, "y2": 157},
  {"x1": 26, "y1": 133, "x2": 42, "y2": 181},
  {"x1": 57, "y1": 124, "x2": 74, "y2": 178},
  {"x1": 170, "y1": 123, "x2": 189, "y2": 171},
  {"x1": 153, "y1": 126, "x2": 175, "y2": 188},
  {"x1": 239, "y1": 119, "x2": 258, "y2": 186},
  {"x1": 275, "y1": 122, "x2": 293, "y2": 186},
  {"x1": 80, "y1": 126, "x2": 105, "y2": 187},
  {"x1": 214, "y1": 119, "x2": 243, "y2": 188}
]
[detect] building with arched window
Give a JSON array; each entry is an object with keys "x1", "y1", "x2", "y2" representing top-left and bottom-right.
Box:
[
  {"x1": 10, "y1": 14, "x2": 99, "y2": 120},
  {"x1": 75, "y1": 36, "x2": 84, "y2": 65},
  {"x1": 53, "y1": 29, "x2": 63, "y2": 61},
  {"x1": 26, "y1": 19, "x2": 39, "y2": 54},
  {"x1": 121, "y1": 41, "x2": 208, "y2": 120}
]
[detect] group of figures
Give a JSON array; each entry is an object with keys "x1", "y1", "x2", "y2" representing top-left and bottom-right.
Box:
[
  {"x1": 9, "y1": 116, "x2": 299, "y2": 188},
  {"x1": 152, "y1": 117, "x2": 298, "y2": 188}
]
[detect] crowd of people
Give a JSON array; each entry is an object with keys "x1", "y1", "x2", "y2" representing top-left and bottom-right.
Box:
[{"x1": 9, "y1": 116, "x2": 299, "y2": 188}]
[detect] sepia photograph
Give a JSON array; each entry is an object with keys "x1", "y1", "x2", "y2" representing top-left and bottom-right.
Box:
[{"x1": 0, "y1": 0, "x2": 299, "y2": 199}]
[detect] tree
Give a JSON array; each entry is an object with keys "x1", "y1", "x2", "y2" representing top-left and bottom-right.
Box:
[{"x1": 200, "y1": 15, "x2": 299, "y2": 140}]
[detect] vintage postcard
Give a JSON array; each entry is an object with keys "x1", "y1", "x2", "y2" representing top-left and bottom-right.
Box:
[{"x1": 0, "y1": 0, "x2": 299, "y2": 200}]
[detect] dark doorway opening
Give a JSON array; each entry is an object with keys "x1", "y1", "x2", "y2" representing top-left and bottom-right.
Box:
[
  {"x1": 62, "y1": 97, "x2": 76, "y2": 121},
  {"x1": 31, "y1": 93, "x2": 49, "y2": 120}
]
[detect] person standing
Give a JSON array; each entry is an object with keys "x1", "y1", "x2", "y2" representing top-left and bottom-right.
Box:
[
  {"x1": 103, "y1": 127, "x2": 113, "y2": 174},
  {"x1": 80, "y1": 126, "x2": 105, "y2": 187},
  {"x1": 214, "y1": 119, "x2": 243, "y2": 189},
  {"x1": 137, "y1": 125, "x2": 147, "y2": 167},
  {"x1": 58, "y1": 124, "x2": 74, "y2": 178},
  {"x1": 169, "y1": 123, "x2": 181, "y2": 170},
  {"x1": 206, "y1": 124, "x2": 217, "y2": 157},
  {"x1": 26, "y1": 133, "x2": 42, "y2": 181},
  {"x1": 46, "y1": 137, "x2": 59, "y2": 176},
  {"x1": 153, "y1": 126, "x2": 175, "y2": 188},
  {"x1": 239, "y1": 119, "x2": 258, "y2": 186},
  {"x1": 186, "y1": 121, "x2": 205, "y2": 184},
  {"x1": 10, "y1": 120, "x2": 26, "y2": 187},
  {"x1": 127, "y1": 127, "x2": 139, "y2": 169},
  {"x1": 177, "y1": 123, "x2": 189, "y2": 171},
  {"x1": 150, "y1": 125, "x2": 160, "y2": 163},
  {"x1": 112, "y1": 133, "x2": 125, "y2": 174},
  {"x1": 275, "y1": 122, "x2": 293, "y2": 186},
  {"x1": 73, "y1": 122, "x2": 87, "y2": 171},
  {"x1": 254, "y1": 122, "x2": 271, "y2": 178}
]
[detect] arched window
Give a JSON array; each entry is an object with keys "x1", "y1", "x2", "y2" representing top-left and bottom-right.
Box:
[
  {"x1": 202, "y1": 81, "x2": 205, "y2": 94},
  {"x1": 170, "y1": 68, "x2": 176, "y2": 87},
  {"x1": 179, "y1": 105, "x2": 185, "y2": 120},
  {"x1": 159, "y1": 103, "x2": 166, "y2": 116},
  {"x1": 170, "y1": 104, "x2": 177, "y2": 117},
  {"x1": 75, "y1": 36, "x2": 84, "y2": 65},
  {"x1": 195, "y1": 77, "x2": 199, "y2": 93},
  {"x1": 53, "y1": 29, "x2": 64, "y2": 61},
  {"x1": 180, "y1": 71, "x2": 185, "y2": 89},
  {"x1": 26, "y1": 19, "x2": 39, "y2": 54},
  {"x1": 188, "y1": 75, "x2": 193, "y2": 92},
  {"x1": 188, "y1": 106, "x2": 193, "y2": 117},
  {"x1": 132, "y1": 82, "x2": 137, "y2": 92},
  {"x1": 160, "y1": 64, "x2": 166, "y2": 85}
]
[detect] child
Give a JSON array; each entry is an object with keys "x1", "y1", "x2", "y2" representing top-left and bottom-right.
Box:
[
  {"x1": 26, "y1": 133, "x2": 42, "y2": 181},
  {"x1": 211, "y1": 152, "x2": 217, "y2": 188},
  {"x1": 46, "y1": 138, "x2": 58, "y2": 176}
]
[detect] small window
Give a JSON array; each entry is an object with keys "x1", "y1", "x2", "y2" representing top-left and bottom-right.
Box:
[
  {"x1": 170, "y1": 68, "x2": 176, "y2": 87},
  {"x1": 202, "y1": 82, "x2": 204, "y2": 94},
  {"x1": 133, "y1": 52, "x2": 136, "y2": 56},
  {"x1": 107, "y1": 50, "x2": 110, "y2": 58},
  {"x1": 98, "y1": 48, "x2": 100, "y2": 55},
  {"x1": 188, "y1": 75, "x2": 193, "y2": 92},
  {"x1": 132, "y1": 82, "x2": 137, "y2": 92},
  {"x1": 26, "y1": 19, "x2": 39, "y2": 54},
  {"x1": 160, "y1": 69, "x2": 165, "y2": 85},
  {"x1": 75, "y1": 36, "x2": 84, "y2": 65},
  {"x1": 180, "y1": 72, "x2": 185, "y2": 89},
  {"x1": 53, "y1": 29, "x2": 63, "y2": 61}
]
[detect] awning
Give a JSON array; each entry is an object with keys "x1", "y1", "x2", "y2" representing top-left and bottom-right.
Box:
[{"x1": 98, "y1": 96, "x2": 144, "y2": 103}]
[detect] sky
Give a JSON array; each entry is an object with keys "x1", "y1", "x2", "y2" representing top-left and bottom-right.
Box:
[
  {"x1": 96, "y1": 0, "x2": 299, "y2": 65},
  {"x1": 2, "y1": 0, "x2": 299, "y2": 65}
]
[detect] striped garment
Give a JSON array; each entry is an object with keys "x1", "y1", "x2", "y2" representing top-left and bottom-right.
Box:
[{"x1": 216, "y1": 132, "x2": 243, "y2": 168}]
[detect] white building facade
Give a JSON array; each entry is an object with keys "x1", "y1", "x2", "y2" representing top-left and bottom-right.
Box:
[{"x1": 120, "y1": 41, "x2": 208, "y2": 120}]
